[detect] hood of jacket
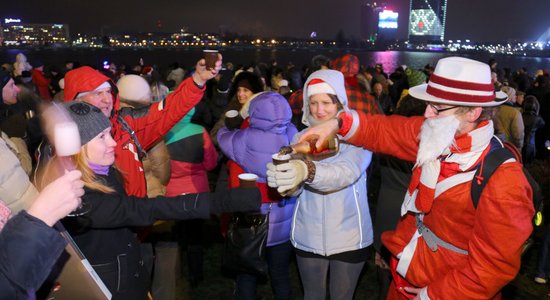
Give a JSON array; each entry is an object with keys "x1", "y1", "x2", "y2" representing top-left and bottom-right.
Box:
[
  {"x1": 248, "y1": 92, "x2": 293, "y2": 134},
  {"x1": 217, "y1": 91, "x2": 297, "y2": 181},
  {"x1": 331, "y1": 54, "x2": 360, "y2": 77},
  {"x1": 63, "y1": 66, "x2": 120, "y2": 113},
  {"x1": 301, "y1": 69, "x2": 349, "y2": 127}
]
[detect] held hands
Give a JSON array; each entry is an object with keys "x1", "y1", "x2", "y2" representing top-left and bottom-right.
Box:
[
  {"x1": 27, "y1": 170, "x2": 84, "y2": 227},
  {"x1": 266, "y1": 160, "x2": 308, "y2": 194},
  {"x1": 298, "y1": 118, "x2": 339, "y2": 151},
  {"x1": 193, "y1": 53, "x2": 223, "y2": 86}
]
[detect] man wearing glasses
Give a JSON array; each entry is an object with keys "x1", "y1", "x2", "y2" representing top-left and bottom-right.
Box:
[{"x1": 268, "y1": 57, "x2": 534, "y2": 299}]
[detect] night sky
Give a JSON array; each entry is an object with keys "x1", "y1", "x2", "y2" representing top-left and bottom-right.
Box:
[{"x1": 2, "y1": 0, "x2": 550, "y2": 42}]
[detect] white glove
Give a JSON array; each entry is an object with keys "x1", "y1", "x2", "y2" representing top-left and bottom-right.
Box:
[{"x1": 266, "y1": 160, "x2": 308, "y2": 194}]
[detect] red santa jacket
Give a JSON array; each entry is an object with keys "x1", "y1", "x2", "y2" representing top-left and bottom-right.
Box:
[
  {"x1": 344, "y1": 112, "x2": 534, "y2": 299},
  {"x1": 64, "y1": 67, "x2": 204, "y2": 197}
]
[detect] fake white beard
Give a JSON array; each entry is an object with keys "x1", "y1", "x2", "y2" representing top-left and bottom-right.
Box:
[{"x1": 416, "y1": 115, "x2": 461, "y2": 167}]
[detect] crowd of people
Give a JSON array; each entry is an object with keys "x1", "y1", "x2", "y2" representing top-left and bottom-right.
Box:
[{"x1": 0, "y1": 50, "x2": 549, "y2": 300}]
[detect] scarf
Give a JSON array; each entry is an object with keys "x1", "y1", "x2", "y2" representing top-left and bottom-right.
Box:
[
  {"x1": 89, "y1": 162, "x2": 110, "y2": 175},
  {"x1": 401, "y1": 120, "x2": 494, "y2": 215}
]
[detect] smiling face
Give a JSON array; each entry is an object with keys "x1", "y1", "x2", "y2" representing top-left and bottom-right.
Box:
[
  {"x1": 78, "y1": 86, "x2": 114, "y2": 117},
  {"x1": 85, "y1": 127, "x2": 116, "y2": 166},
  {"x1": 237, "y1": 86, "x2": 254, "y2": 104},
  {"x1": 309, "y1": 93, "x2": 339, "y2": 122}
]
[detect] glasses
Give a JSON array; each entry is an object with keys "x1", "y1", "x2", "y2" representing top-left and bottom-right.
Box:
[{"x1": 427, "y1": 103, "x2": 458, "y2": 115}]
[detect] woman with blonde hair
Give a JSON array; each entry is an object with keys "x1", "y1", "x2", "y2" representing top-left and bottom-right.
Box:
[{"x1": 36, "y1": 101, "x2": 260, "y2": 300}]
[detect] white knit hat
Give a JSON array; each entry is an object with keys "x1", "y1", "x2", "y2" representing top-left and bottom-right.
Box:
[{"x1": 116, "y1": 74, "x2": 151, "y2": 104}]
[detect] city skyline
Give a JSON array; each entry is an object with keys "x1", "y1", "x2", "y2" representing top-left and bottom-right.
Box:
[{"x1": 2, "y1": 0, "x2": 550, "y2": 42}]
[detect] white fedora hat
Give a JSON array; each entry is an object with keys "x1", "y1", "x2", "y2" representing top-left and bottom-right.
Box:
[{"x1": 409, "y1": 56, "x2": 507, "y2": 107}]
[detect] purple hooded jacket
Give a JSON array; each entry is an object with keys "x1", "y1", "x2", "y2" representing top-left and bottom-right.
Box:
[{"x1": 218, "y1": 91, "x2": 298, "y2": 246}]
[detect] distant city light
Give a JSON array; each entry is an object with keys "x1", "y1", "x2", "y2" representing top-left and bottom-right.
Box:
[
  {"x1": 4, "y1": 18, "x2": 21, "y2": 24},
  {"x1": 310, "y1": 32, "x2": 317, "y2": 38}
]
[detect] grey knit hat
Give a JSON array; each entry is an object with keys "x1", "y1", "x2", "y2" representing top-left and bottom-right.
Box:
[{"x1": 64, "y1": 102, "x2": 111, "y2": 145}]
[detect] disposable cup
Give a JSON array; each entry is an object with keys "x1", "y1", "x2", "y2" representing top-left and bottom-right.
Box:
[
  {"x1": 224, "y1": 110, "x2": 243, "y2": 129},
  {"x1": 203, "y1": 49, "x2": 219, "y2": 70},
  {"x1": 238, "y1": 173, "x2": 258, "y2": 188},
  {"x1": 272, "y1": 153, "x2": 291, "y2": 165}
]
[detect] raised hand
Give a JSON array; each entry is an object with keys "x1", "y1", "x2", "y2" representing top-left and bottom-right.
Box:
[{"x1": 192, "y1": 53, "x2": 223, "y2": 86}]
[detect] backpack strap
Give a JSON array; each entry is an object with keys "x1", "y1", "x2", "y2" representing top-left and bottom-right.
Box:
[{"x1": 471, "y1": 146, "x2": 516, "y2": 208}]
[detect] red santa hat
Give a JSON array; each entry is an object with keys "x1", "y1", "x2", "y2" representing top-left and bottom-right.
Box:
[{"x1": 306, "y1": 78, "x2": 336, "y2": 96}]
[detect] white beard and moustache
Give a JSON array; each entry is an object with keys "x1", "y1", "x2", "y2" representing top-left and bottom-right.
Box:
[{"x1": 416, "y1": 115, "x2": 461, "y2": 167}]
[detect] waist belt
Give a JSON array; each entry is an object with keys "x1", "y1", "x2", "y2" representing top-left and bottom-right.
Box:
[{"x1": 415, "y1": 215, "x2": 468, "y2": 255}]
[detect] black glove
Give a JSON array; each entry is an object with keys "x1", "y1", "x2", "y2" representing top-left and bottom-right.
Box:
[{"x1": 209, "y1": 187, "x2": 261, "y2": 215}]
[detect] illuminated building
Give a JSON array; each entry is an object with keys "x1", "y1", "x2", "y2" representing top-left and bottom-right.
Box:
[
  {"x1": 377, "y1": 9, "x2": 398, "y2": 42},
  {"x1": 408, "y1": 0, "x2": 447, "y2": 43},
  {"x1": 1, "y1": 18, "x2": 70, "y2": 46},
  {"x1": 360, "y1": 1, "x2": 385, "y2": 42}
]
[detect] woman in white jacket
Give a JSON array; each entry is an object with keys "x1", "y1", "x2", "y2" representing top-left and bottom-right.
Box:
[{"x1": 267, "y1": 69, "x2": 373, "y2": 300}]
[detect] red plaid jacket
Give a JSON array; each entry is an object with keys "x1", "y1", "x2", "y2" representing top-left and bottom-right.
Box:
[
  {"x1": 332, "y1": 54, "x2": 381, "y2": 115},
  {"x1": 288, "y1": 89, "x2": 304, "y2": 115}
]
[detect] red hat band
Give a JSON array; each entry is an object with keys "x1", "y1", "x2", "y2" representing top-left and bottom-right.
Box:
[{"x1": 426, "y1": 73, "x2": 496, "y2": 103}]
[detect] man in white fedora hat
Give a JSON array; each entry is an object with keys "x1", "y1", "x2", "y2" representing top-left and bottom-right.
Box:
[{"x1": 268, "y1": 57, "x2": 534, "y2": 299}]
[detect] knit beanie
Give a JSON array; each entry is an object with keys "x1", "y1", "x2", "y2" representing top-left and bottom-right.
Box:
[
  {"x1": 65, "y1": 102, "x2": 111, "y2": 146},
  {"x1": 0, "y1": 69, "x2": 12, "y2": 103},
  {"x1": 405, "y1": 68, "x2": 427, "y2": 88},
  {"x1": 306, "y1": 78, "x2": 336, "y2": 96},
  {"x1": 116, "y1": 74, "x2": 151, "y2": 104}
]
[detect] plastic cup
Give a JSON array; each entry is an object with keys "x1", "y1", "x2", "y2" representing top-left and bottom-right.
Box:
[
  {"x1": 54, "y1": 122, "x2": 81, "y2": 157},
  {"x1": 203, "y1": 49, "x2": 219, "y2": 70},
  {"x1": 224, "y1": 110, "x2": 243, "y2": 129},
  {"x1": 272, "y1": 153, "x2": 291, "y2": 165},
  {"x1": 238, "y1": 173, "x2": 258, "y2": 188}
]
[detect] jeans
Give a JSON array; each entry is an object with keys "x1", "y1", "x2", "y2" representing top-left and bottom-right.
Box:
[{"x1": 234, "y1": 241, "x2": 293, "y2": 300}]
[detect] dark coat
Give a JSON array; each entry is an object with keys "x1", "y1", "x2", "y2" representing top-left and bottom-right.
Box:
[
  {"x1": 63, "y1": 169, "x2": 212, "y2": 300},
  {"x1": 0, "y1": 211, "x2": 66, "y2": 300}
]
